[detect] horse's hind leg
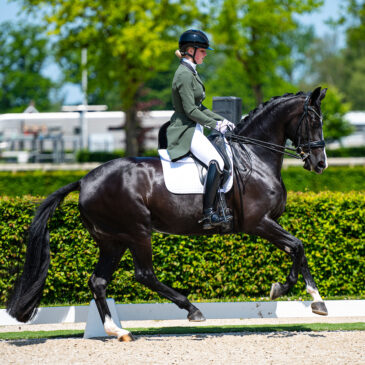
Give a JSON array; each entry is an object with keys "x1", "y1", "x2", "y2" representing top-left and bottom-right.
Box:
[
  {"x1": 254, "y1": 217, "x2": 327, "y2": 315},
  {"x1": 88, "y1": 243, "x2": 134, "y2": 341},
  {"x1": 131, "y1": 238, "x2": 205, "y2": 322}
]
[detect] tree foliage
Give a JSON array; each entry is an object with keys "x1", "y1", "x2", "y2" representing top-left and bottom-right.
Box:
[
  {"x1": 209, "y1": 0, "x2": 323, "y2": 105},
  {"x1": 301, "y1": 0, "x2": 365, "y2": 110},
  {"x1": 9, "y1": 0, "x2": 359, "y2": 146},
  {"x1": 0, "y1": 21, "x2": 55, "y2": 113},
  {"x1": 340, "y1": 0, "x2": 365, "y2": 110},
  {"x1": 320, "y1": 86, "x2": 353, "y2": 142},
  {"x1": 17, "y1": 0, "x2": 199, "y2": 156}
]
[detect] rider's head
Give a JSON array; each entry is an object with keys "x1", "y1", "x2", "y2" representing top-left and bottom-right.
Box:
[{"x1": 177, "y1": 29, "x2": 213, "y2": 65}]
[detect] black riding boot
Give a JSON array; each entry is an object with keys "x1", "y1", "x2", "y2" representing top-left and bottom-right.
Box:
[{"x1": 200, "y1": 161, "x2": 225, "y2": 230}]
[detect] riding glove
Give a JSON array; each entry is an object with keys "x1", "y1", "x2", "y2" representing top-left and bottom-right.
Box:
[{"x1": 215, "y1": 119, "x2": 235, "y2": 134}]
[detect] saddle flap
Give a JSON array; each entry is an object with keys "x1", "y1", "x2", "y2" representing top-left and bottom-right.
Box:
[{"x1": 158, "y1": 148, "x2": 233, "y2": 195}]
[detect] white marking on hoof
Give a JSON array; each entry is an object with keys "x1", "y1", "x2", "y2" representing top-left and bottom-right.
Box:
[
  {"x1": 104, "y1": 315, "x2": 130, "y2": 339},
  {"x1": 270, "y1": 282, "x2": 281, "y2": 300},
  {"x1": 307, "y1": 285, "x2": 323, "y2": 302}
]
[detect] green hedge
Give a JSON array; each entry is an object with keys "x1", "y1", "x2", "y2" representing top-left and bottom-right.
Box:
[
  {"x1": 0, "y1": 166, "x2": 364, "y2": 197},
  {"x1": 75, "y1": 147, "x2": 365, "y2": 162},
  {"x1": 0, "y1": 171, "x2": 86, "y2": 197},
  {"x1": 0, "y1": 192, "x2": 364, "y2": 305},
  {"x1": 325, "y1": 146, "x2": 365, "y2": 157},
  {"x1": 76, "y1": 149, "x2": 158, "y2": 162},
  {"x1": 281, "y1": 166, "x2": 365, "y2": 192}
]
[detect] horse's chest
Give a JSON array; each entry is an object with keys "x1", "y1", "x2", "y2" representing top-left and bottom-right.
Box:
[
  {"x1": 266, "y1": 183, "x2": 287, "y2": 216},
  {"x1": 246, "y1": 174, "x2": 286, "y2": 212}
]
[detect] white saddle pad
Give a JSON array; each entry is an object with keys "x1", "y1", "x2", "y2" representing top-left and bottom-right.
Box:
[{"x1": 158, "y1": 145, "x2": 233, "y2": 194}]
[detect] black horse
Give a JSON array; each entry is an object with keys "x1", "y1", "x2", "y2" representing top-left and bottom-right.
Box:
[{"x1": 7, "y1": 87, "x2": 328, "y2": 341}]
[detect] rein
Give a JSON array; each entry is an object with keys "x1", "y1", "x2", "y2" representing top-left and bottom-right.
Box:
[{"x1": 225, "y1": 94, "x2": 326, "y2": 161}]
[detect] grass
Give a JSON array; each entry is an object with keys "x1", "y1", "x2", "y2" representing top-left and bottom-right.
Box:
[{"x1": 1, "y1": 322, "x2": 364, "y2": 341}]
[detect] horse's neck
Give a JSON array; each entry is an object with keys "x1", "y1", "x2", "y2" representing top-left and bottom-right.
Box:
[
  {"x1": 243, "y1": 105, "x2": 287, "y2": 145},
  {"x1": 237, "y1": 98, "x2": 297, "y2": 174}
]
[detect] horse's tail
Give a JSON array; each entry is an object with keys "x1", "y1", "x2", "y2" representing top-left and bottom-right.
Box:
[{"x1": 6, "y1": 181, "x2": 80, "y2": 322}]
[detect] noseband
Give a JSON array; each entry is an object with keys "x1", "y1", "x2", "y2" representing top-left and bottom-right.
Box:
[
  {"x1": 294, "y1": 95, "x2": 326, "y2": 161},
  {"x1": 225, "y1": 92, "x2": 326, "y2": 161}
]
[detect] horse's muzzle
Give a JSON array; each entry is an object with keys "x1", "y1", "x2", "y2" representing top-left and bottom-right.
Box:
[
  {"x1": 303, "y1": 153, "x2": 327, "y2": 174},
  {"x1": 315, "y1": 159, "x2": 327, "y2": 174}
]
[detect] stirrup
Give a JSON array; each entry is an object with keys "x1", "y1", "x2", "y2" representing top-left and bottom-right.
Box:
[
  {"x1": 199, "y1": 209, "x2": 225, "y2": 230},
  {"x1": 219, "y1": 207, "x2": 233, "y2": 222}
]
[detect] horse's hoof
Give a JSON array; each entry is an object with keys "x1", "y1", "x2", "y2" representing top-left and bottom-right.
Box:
[
  {"x1": 270, "y1": 282, "x2": 283, "y2": 300},
  {"x1": 311, "y1": 301, "x2": 328, "y2": 316},
  {"x1": 188, "y1": 308, "x2": 206, "y2": 322},
  {"x1": 118, "y1": 333, "x2": 135, "y2": 342}
]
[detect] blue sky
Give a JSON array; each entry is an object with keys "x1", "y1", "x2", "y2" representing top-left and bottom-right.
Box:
[{"x1": 0, "y1": 0, "x2": 345, "y2": 105}]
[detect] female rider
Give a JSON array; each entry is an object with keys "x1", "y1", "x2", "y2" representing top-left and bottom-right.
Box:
[{"x1": 166, "y1": 29, "x2": 234, "y2": 230}]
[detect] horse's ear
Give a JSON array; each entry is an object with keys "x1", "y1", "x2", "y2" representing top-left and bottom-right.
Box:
[
  {"x1": 319, "y1": 88, "x2": 327, "y2": 101},
  {"x1": 310, "y1": 86, "x2": 322, "y2": 104}
]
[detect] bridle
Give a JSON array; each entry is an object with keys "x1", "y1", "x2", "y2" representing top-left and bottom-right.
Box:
[
  {"x1": 225, "y1": 93, "x2": 326, "y2": 161},
  {"x1": 294, "y1": 94, "x2": 326, "y2": 161}
]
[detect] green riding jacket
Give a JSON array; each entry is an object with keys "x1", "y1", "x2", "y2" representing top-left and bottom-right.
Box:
[{"x1": 166, "y1": 62, "x2": 224, "y2": 161}]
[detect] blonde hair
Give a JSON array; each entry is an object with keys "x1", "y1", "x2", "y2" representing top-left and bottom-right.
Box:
[{"x1": 175, "y1": 49, "x2": 182, "y2": 58}]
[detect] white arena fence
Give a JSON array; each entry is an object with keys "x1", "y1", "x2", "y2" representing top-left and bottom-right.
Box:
[
  {"x1": 1, "y1": 300, "x2": 364, "y2": 326},
  {"x1": 0, "y1": 157, "x2": 364, "y2": 172}
]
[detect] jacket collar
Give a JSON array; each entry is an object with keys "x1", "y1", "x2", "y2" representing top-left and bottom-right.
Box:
[{"x1": 180, "y1": 59, "x2": 197, "y2": 75}]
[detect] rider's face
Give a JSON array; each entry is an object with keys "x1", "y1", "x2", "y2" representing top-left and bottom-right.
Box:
[
  {"x1": 195, "y1": 48, "x2": 207, "y2": 64},
  {"x1": 186, "y1": 47, "x2": 207, "y2": 64}
]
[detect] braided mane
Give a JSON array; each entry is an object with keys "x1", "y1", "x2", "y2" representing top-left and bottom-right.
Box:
[{"x1": 235, "y1": 91, "x2": 307, "y2": 131}]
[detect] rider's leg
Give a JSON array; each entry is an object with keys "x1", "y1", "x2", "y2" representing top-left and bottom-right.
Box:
[
  {"x1": 190, "y1": 124, "x2": 226, "y2": 229},
  {"x1": 190, "y1": 124, "x2": 225, "y2": 171},
  {"x1": 201, "y1": 160, "x2": 226, "y2": 229}
]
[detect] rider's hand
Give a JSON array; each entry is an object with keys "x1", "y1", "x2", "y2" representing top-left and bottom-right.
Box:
[
  {"x1": 215, "y1": 120, "x2": 229, "y2": 134},
  {"x1": 224, "y1": 119, "x2": 235, "y2": 131},
  {"x1": 215, "y1": 119, "x2": 235, "y2": 134}
]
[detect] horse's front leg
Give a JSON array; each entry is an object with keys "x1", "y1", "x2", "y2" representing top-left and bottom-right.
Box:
[
  {"x1": 300, "y1": 252, "x2": 328, "y2": 315},
  {"x1": 253, "y1": 216, "x2": 328, "y2": 315}
]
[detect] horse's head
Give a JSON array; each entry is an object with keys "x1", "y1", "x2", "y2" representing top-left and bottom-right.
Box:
[{"x1": 291, "y1": 87, "x2": 328, "y2": 174}]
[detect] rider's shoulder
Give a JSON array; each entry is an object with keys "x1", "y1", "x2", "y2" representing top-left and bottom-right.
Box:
[{"x1": 174, "y1": 65, "x2": 194, "y2": 84}]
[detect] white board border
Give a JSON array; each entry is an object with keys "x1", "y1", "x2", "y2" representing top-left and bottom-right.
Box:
[{"x1": 1, "y1": 300, "x2": 364, "y2": 326}]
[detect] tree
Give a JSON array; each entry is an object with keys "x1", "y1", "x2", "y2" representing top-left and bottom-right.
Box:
[
  {"x1": 320, "y1": 86, "x2": 353, "y2": 143},
  {"x1": 17, "y1": 0, "x2": 200, "y2": 156},
  {"x1": 339, "y1": 0, "x2": 365, "y2": 109},
  {"x1": 203, "y1": 55, "x2": 298, "y2": 114},
  {"x1": 210, "y1": 0, "x2": 323, "y2": 105},
  {"x1": 0, "y1": 21, "x2": 55, "y2": 113},
  {"x1": 342, "y1": 0, "x2": 365, "y2": 53},
  {"x1": 297, "y1": 1, "x2": 365, "y2": 110}
]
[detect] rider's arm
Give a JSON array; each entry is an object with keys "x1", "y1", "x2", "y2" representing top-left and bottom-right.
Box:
[{"x1": 200, "y1": 105, "x2": 225, "y2": 121}]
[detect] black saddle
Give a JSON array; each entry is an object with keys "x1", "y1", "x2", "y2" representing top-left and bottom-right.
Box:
[{"x1": 158, "y1": 121, "x2": 169, "y2": 149}]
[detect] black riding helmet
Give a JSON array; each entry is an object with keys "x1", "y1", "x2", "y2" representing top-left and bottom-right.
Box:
[{"x1": 179, "y1": 29, "x2": 213, "y2": 64}]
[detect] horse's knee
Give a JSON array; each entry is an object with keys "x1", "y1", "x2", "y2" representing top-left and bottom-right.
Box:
[
  {"x1": 135, "y1": 269, "x2": 156, "y2": 287},
  {"x1": 88, "y1": 274, "x2": 108, "y2": 298},
  {"x1": 290, "y1": 240, "x2": 304, "y2": 258}
]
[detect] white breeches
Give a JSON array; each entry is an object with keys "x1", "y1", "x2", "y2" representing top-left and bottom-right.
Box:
[{"x1": 190, "y1": 124, "x2": 224, "y2": 171}]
